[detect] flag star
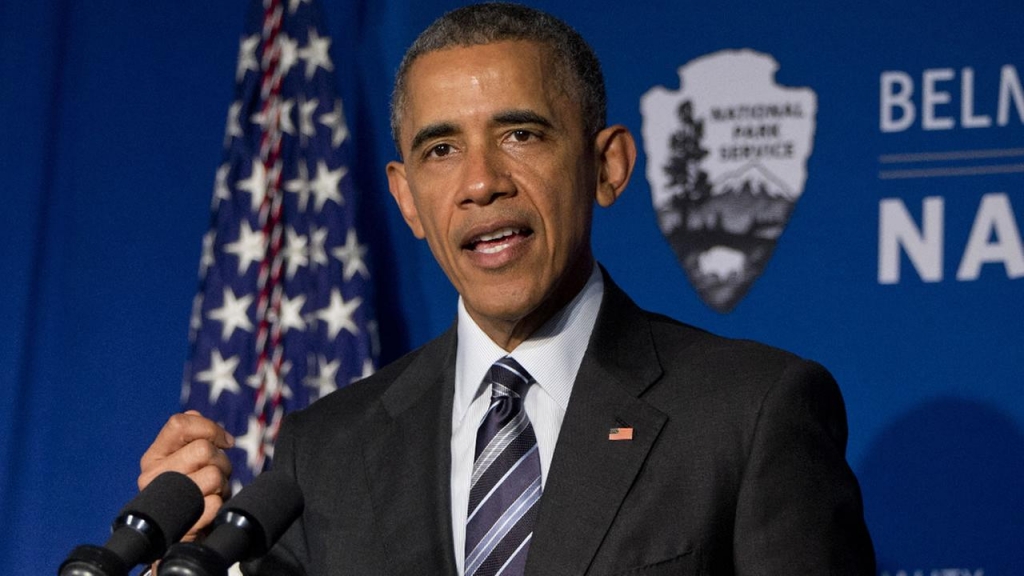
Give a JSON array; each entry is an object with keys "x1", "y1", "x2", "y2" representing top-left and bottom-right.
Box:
[
  {"x1": 236, "y1": 34, "x2": 260, "y2": 81},
  {"x1": 277, "y1": 34, "x2": 299, "y2": 77},
  {"x1": 351, "y1": 358, "x2": 375, "y2": 384},
  {"x1": 247, "y1": 361, "x2": 294, "y2": 400},
  {"x1": 214, "y1": 164, "x2": 231, "y2": 204},
  {"x1": 310, "y1": 160, "x2": 346, "y2": 211},
  {"x1": 283, "y1": 227, "x2": 309, "y2": 279},
  {"x1": 316, "y1": 289, "x2": 362, "y2": 339},
  {"x1": 308, "y1": 225, "x2": 329, "y2": 267},
  {"x1": 224, "y1": 220, "x2": 266, "y2": 274},
  {"x1": 208, "y1": 287, "x2": 254, "y2": 340},
  {"x1": 331, "y1": 228, "x2": 369, "y2": 281},
  {"x1": 298, "y1": 97, "x2": 319, "y2": 142},
  {"x1": 305, "y1": 355, "x2": 340, "y2": 398},
  {"x1": 237, "y1": 160, "x2": 269, "y2": 212},
  {"x1": 196, "y1": 350, "x2": 242, "y2": 403},
  {"x1": 225, "y1": 101, "x2": 244, "y2": 141},
  {"x1": 284, "y1": 161, "x2": 312, "y2": 211},
  {"x1": 189, "y1": 293, "x2": 204, "y2": 335},
  {"x1": 250, "y1": 109, "x2": 268, "y2": 131},
  {"x1": 263, "y1": 435, "x2": 277, "y2": 460},
  {"x1": 199, "y1": 230, "x2": 216, "y2": 277},
  {"x1": 279, "y1": 293, "x2": 307, "y2": 333},
  {"x1": 279, "y1": 99, "x2": 296, "y2": 135},
  {"x1": 234, "y1": 415, "x2": 264, "y2": 472},
  {"x1": 264, "y1": 380, "x2": 292, "y2": 416},
  {"x1": 319, "y1": 99, "x2": 349, "y2": 147},
  {"x1": 250, "y1": 99, "x2": 296, "y2": 136},
  {"x1": 298, "y1": 28, "x2": 333, "y2": 79},
  {"x1": 181, "y1": 374, "x2": 192, "y2": 405},
  {"x1": 289, "y1": 0, "x2": 312, "y2": 14}
]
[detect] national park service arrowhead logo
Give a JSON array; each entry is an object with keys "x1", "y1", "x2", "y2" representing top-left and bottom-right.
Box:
[{"x1": 640, "y1": 50, "x2": 817, "y2": 313}]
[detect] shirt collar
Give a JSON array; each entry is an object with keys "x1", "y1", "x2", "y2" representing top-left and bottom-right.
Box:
[{"x1": 453, "y1": 263, "x2": 605, "y2": 423}]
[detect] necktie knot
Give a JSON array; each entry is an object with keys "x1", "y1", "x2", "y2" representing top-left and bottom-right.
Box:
[{"x1": 486, "y1": 357, "x2": 533, "y2": 400}]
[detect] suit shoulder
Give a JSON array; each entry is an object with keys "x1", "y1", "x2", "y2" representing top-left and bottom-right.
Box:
[
  {"x1": 636, "y1": 308, "x2": 849, "y2": 450},
  {"x1": 641, "y1": 309, "x2": 832, "y2": 391}
]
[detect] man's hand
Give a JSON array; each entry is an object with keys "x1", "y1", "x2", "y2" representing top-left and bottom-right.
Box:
[{"x1": 138, "y1": 410, "x2": 234, "y2": 541}]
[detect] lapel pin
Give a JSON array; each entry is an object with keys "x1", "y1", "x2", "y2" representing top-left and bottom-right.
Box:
[{"x1": 608, "y1": 426, "x2": 634, "y2": 441}]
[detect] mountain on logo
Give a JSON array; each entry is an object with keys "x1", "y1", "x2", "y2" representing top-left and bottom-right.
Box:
[
  {"x1": 713, "y1": 162, "x2": 795, "y2": 200},
  {"x1": 691, "y1": 162, "x2": 797, "y2": 242}
]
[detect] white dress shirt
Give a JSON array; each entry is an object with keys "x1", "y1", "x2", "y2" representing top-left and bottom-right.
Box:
[{"x1": 450, "y1": 264, "x2": 605, "y2": 575}]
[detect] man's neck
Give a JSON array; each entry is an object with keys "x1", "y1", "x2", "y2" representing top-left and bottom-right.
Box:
[{"x1": 469, "y1": 259, "x2": 596, "y2": 351}]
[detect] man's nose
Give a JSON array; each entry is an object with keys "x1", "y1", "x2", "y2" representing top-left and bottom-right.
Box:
[{"x1": 458, "y1": 145, "x2": 514, "y2": 206}]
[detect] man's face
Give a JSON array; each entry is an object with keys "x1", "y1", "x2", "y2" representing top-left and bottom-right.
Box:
[{"x1": 387, "y1": 41, "x2": 603, "y2": 347}]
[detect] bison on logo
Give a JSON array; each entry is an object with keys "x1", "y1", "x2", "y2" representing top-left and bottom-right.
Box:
[{"x1": 641, "y1": 50, "x2": 817, "y2": 312}]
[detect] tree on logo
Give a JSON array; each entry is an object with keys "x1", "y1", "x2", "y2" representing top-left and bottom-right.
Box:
[{"x1": 663, "y1": 100, "x2": 712, "y2": 231}]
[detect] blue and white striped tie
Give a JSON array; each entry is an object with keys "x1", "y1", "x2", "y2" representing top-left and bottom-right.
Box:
[{"x1": 464, "y1": 357, "x2": 542, "y2": 576}]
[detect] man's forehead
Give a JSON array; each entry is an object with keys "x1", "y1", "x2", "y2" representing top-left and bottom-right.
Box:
[
  {"x1": 401, "y1": 41, "x2": 565, "y2": 123},
  {"x1": 406, "y1": 40, "x2": 551, "y2": 85}
]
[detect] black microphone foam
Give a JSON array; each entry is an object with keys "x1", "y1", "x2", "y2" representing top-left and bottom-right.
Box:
[
  {"x1": 158, "y1": 470, "x2": 303, "y2": 575},
  {"x1": 59, "y1": 471, "x2": 204, "y2": 576},
  {"x1": 108, "y1": 470, "x2": 205, "y2": 561},
  {"x1": 210, "y1": 469, "x2": 304, "y2": 558}
]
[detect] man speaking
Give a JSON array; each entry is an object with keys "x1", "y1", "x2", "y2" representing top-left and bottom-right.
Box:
[{"x1": 139, "y1": 4, "x2": 875, "y2": 574}]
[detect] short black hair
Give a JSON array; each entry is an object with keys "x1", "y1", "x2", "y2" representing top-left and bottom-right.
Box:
[{"x1": 390, "y1": 3, "x2": 606, "y2": 153}]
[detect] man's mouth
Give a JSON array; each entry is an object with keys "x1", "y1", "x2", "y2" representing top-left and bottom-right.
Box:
[{"x1": 463, "y1": 227, "x2": 533, "y2": 254}]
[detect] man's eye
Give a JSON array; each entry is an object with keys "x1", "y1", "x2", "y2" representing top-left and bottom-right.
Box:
[
  {"x1": 510, "y1": 129, "x2": 535, "y2": 142},
  {"x1": 427, "y1": 143, "x2": 452, "y2": 157}
]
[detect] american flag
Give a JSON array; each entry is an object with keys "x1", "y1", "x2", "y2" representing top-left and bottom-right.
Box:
[{"x1": 183, "y1": 0, "x2": 378, "y2": 487}]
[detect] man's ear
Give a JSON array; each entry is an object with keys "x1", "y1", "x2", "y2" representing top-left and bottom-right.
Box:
[
  {"x1": 593, "y1": 125, "x2": 637, "y2": 208},
  {"x1": 386, "y1": 160, "x2": 426, "y2": 239}
]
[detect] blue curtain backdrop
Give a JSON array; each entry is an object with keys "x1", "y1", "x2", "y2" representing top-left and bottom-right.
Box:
[{"x1": 2, "y1": 1, "x2": 1022, "y2": 574}]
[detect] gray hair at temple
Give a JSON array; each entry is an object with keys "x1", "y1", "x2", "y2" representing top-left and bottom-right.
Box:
[{"x1": 389, "y1": 3, "x2": 607, "y2": 154}]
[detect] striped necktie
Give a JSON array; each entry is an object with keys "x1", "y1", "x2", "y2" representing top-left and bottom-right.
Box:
[{"x1": 464, "y1": 357, "x2": 542, "y2": 576}]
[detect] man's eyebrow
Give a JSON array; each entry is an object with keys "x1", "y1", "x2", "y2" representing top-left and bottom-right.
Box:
[
  {"x1": 492, "y1": 109, "x2": 554, "y2": 129},
  {"x1": 410, "y1": 122, "x2": 458, "y2": 154},
  {"x1": 408, "y1": 111, "x2": 554, "y2": 153}
]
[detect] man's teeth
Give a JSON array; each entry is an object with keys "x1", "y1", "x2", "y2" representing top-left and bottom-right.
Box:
[
  {"x1": 478, "y1": 243, "x2": 509, "y2": 254},
  {"x1": 477, "y1": 228, "x2": 520, "y2": 242},
  {"x1": 471, "y1": 228, "x2": 524, "y2": 253}
]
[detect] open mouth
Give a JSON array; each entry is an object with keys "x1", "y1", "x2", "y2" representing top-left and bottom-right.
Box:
[{"x1": 463, "y1": 226, "x2": 534, "y2": 254}]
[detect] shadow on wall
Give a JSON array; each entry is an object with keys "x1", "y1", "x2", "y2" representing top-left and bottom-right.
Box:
[{"x1": 859, "y1": 397, "x2": 1024, "y2": 574}]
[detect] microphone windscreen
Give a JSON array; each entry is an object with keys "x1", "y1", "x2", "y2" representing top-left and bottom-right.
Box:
[
  {"x1": 117, "y1": 471, "x2": 204, "y2": 549},
  {"x1": 220, "y1": 470, "x2": 304, "y2": 554}
]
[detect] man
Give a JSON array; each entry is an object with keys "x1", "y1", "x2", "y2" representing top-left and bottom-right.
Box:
[{"x1": 140, "y1": 4, "x2": 874, "y2": 574}]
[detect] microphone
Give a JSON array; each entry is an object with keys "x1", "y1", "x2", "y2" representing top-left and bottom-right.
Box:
[
  {"x1": 58, "y1": 471, "x2": 204, "y2": 576},
  {"x1": 158, "y1": 470, "x2": 304, "y2": 576}
]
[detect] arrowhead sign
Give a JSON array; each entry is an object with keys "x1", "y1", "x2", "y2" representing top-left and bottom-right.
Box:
[{"x1": 640, "y1": 50, "x2": 817, "y2": 313}]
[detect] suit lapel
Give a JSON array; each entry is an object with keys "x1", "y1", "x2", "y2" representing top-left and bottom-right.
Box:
[
  {"x1": 526, "y1": 275, "x2": 668, "y2": 575},
  {"x1": 363, "y1": 327, "x2": 459, "y2": 576}
]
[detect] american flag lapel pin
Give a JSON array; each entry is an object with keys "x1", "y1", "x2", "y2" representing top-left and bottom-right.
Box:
[{"x1": 608, "y1": 419, "x2": 634, "y2": 441}]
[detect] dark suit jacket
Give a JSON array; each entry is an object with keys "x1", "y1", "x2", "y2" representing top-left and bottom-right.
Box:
[{"x1": 244, "y1": 275, "x2": 874, "y2": 575}]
